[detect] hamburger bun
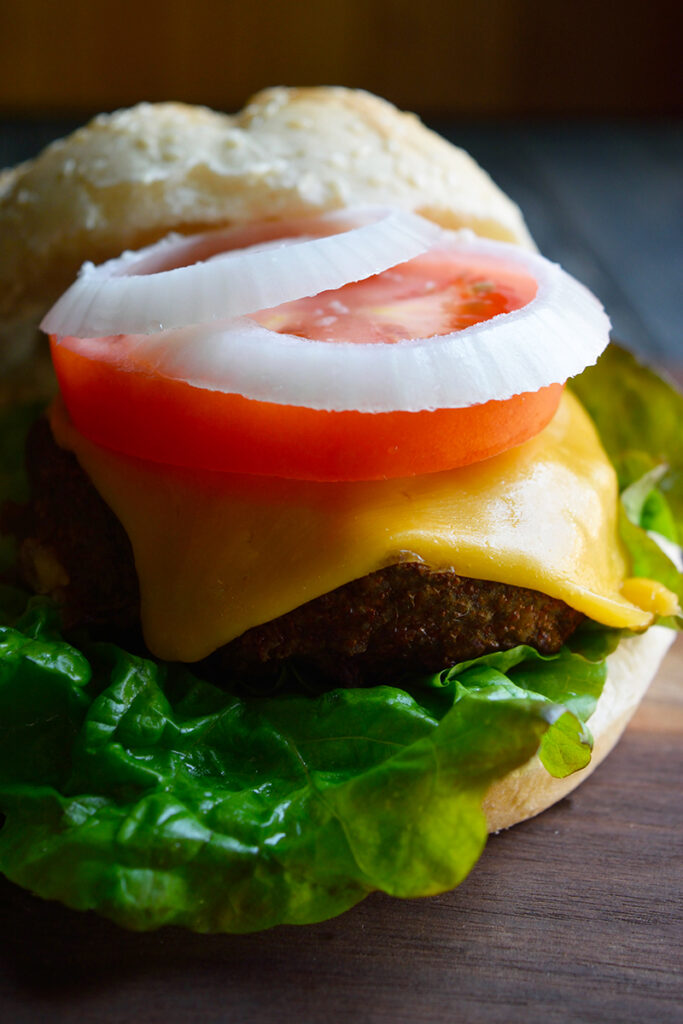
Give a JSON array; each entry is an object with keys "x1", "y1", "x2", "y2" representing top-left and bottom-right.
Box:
[
  {"x1": 0, "y1": 91, "x2": 679, "y2": 931},
  {"x1": 1, "y1": 90, "x2": 675, "y2": 835}
]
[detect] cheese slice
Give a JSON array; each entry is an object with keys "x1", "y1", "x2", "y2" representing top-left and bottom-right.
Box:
[{"x1": 50, "y1": 392, "x2": 653, "y2": 662}]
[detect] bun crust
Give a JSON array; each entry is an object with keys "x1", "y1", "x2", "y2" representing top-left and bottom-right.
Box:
[
  {"x1": 0, "y1": 87, "x2": 533, "y2": 342},
  {"x1": 483, "y1": 625, "x2": 676, "y2": 832}
]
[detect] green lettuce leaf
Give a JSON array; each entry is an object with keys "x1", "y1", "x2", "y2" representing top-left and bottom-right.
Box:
[
  {"x1": 570, "y1": 343, "x2": 683, "y2": 542},
  {"x1": 419, "y1": 634, "x2": 613, "y2": 776},
  {"x1": 621, "y1": 466, "x2": 678, "y2": 541},
  {"x1": 0, "y1": 597, "x2": 606, "y2": 932}
]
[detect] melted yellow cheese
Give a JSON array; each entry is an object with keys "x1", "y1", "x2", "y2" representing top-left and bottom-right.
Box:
[
  {"x1": 50, "y1": 392, "x2": 654, "y2": 662},
  {"x1": 620, "y1": 577, "x2": 680, "y2": 617}
]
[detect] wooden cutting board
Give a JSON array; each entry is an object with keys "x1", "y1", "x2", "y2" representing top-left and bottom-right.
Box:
[{"x1": 0, "y1": 636, "x2": 680, "y2": 1023}]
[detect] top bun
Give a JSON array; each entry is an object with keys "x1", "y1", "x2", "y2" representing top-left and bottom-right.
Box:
[{"x1": 0, "y1": 86, "x2": 533, "y2": 349}]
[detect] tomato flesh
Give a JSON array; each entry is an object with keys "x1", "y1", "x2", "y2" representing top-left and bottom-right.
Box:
[
  {"x1": 253, "y1": 249, "x2": 536, "y2": 343},
  {"x1": 52, "y1": 247, "x2": 562, "y2": 481}
]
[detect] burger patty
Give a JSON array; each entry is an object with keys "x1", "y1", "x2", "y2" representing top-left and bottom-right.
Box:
[{"x1": 3, "y1": 417, "x2": 584, "y2": 687}]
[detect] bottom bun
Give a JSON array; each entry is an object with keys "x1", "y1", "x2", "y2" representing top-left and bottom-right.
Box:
[{"x1": 483, "y1": 626, "x2": 675, "y2": 832}]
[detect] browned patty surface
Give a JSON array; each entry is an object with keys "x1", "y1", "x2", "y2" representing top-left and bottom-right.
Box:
[{"x1": 3, "y1": 416, "x2": 584, "y2": 687}]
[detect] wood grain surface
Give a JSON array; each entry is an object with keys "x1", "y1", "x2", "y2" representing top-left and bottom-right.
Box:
[{"x1": 0, "y1": 636, "x2": 680, "y2": 1024}]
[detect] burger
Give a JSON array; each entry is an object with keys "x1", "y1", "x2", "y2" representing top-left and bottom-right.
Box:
[{"x1": 0, "y1": 88, "x2": 680, "y2": 933}]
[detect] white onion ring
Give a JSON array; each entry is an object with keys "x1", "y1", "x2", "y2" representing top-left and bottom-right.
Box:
[
  {"x1": 41, "y1": 208, "x2": 442, "y2": 338},
  {"x1": 57, "y1": 228, "x2": 610, "y2": 413}
]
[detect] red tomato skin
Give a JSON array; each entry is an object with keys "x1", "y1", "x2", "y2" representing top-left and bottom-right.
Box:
[{"x1": 51, "y1": 339, "x2": 563, "y2": 481}]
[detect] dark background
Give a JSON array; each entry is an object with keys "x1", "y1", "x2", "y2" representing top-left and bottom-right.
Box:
[
  {"x1": 0, "y1": 4, "x2": 681, "y2": 1020},
  {"x1": 0, "y1": 0, "x2": 680, "y2": 118}
]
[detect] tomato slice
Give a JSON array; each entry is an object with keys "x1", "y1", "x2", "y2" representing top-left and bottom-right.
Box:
[
  {"x1": 51, "y1": 250, "x2": 563, "y2": 481},
  {"x1": 52, "y1": 346, "x2": 562, "y2": 481}
]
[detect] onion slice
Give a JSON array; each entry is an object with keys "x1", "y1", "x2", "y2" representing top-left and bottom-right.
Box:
[
  {"x1": 40, "y1": 208, "x2": 442, "y2": 339},
  {"x1": 59, "y1": 230, "x2": 610, "y2": 412}
]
